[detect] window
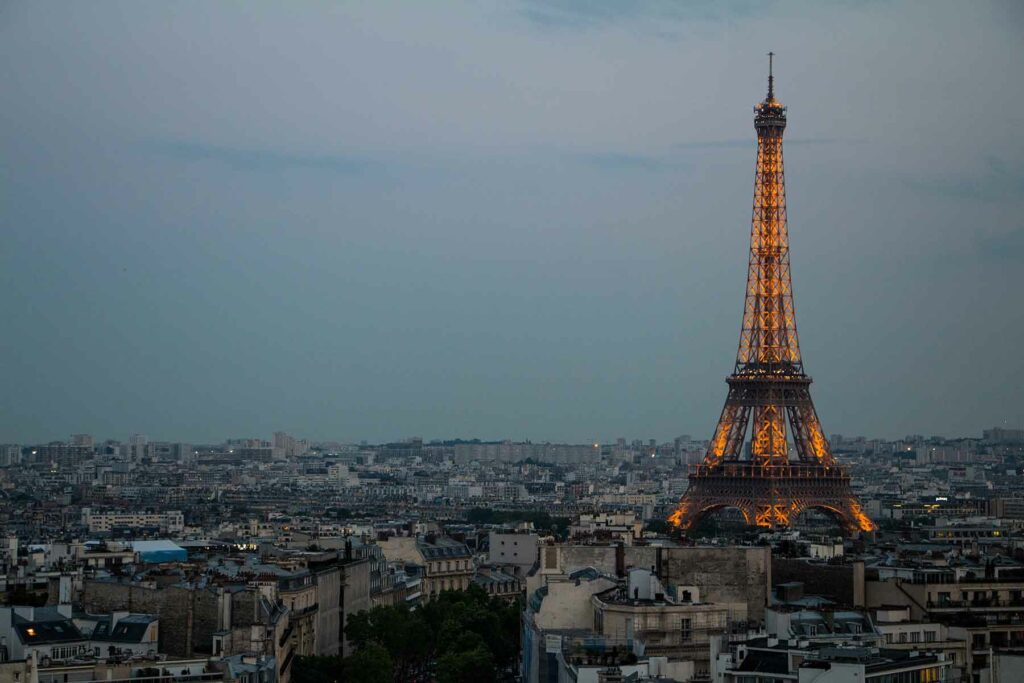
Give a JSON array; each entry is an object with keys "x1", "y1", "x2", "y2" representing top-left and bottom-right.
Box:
[
  {"x1": 911, "y1": 632, "x2": 920, "y2": 643},
  {"x1": 924, "y1": 630, "x2": 936, "y2": 642},
  {"x1": 680, "y1": 618, "x2": 692, "y2": 643},
  {"x1": 899, "y1": 632, "x2": 908, "y2": 643},
  {"x1": 885, "y1": 633, "x2": 894, "y2": 644}
]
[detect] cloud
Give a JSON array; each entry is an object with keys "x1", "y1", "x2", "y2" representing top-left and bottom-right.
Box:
[
  {"x1": 977, "y1": 226, "x2": 1024, "y2": 262},
  {"x1": 672, "y1": 139, "x2": 751, "y2": 150},
  {"x1": 144, "y1": 140, "x2": 380, "y2": 175},
  {"x1": 908, "y1": 156, "x2": 1024, "y2": 202},
  {"x1": 565, "y1": 136, "x2": 848, "y2": 172},
  {"x1": 572, "y1": 151, "x2": 688, "y2": 172},
  {"x1": 517, "y1": 0, "x2": 769, "y2": 30}
]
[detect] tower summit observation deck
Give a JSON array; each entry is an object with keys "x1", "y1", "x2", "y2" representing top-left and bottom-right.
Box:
[{"x1": 669, "y1": 55, "x2": 875, "y2": 535}]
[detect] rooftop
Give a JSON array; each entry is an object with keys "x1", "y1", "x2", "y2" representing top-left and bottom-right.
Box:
[{"x1": 13, "y1": 609, "x2": 85, "y2": 645}]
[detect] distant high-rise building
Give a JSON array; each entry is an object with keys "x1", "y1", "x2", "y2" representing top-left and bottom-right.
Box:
[
  {"x1": 127, "y1": 433, "x2": 148, "y2": 460},
  {"x1": 71, "y1": 433, "x2": 94, "y2": 447},
  {"x1": 33, "y1": 442, "x2": 92, "y2": 467},
  {"x1": 273, "y1": 431, "x2": 304, "y2": 457},
  {"x1": 983, "y1": 427, "x2": 1024, "y2": 444},
  {"x1": 148, "y1": 442, "x2": 191, "y2": 462},
  {"x1": 0, "y1": 445, "x2": 21, "y2": 467}
]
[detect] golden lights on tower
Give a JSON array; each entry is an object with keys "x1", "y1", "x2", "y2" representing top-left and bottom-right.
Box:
[{"x1": 668, "y1": 54, "x2": 876, "y2": 536}]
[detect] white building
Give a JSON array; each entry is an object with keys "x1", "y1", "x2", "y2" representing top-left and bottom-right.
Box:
[
  {"x1": 488, "y1": 531, "x2": 539, "y2": 575},
  {"x1": 82, "y1": 508, "x2": 184, "y2": 534}
]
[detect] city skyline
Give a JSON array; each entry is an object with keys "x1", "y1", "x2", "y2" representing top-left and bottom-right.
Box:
[
  {"x1": 10, "y1": 426, "x2": 1020, "y2": 450},
  {"x1": 2, "y1": 1, "x2": 1022, "y2": 444}
]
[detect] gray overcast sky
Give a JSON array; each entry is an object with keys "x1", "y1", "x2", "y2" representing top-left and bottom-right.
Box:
[{"x1": 1, "y1": 1, "x2": 1022, "y2": 444}]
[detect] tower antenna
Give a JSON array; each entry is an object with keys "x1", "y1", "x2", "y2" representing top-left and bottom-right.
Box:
[{"x1": 767, "y1": 51, "x2": 775, "y2": 100}]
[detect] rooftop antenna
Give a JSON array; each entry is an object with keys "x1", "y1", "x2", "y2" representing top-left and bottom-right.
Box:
[{"x1": 767, "y1": 51, "x2": 775, "y2": 100}]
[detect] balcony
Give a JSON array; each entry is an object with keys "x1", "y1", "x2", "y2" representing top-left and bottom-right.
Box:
[{"x1": 927, "y1": 598, "x2": 1024, "y2": 610}]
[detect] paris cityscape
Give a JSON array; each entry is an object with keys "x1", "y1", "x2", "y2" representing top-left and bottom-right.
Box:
[{"x1": 2, "y1": 3, "x2": 1022, "y2": 683}]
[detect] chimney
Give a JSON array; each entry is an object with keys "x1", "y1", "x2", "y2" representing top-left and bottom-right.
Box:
[{"x1": 615, "y1": 543, "x2": 625, "y2": 578}]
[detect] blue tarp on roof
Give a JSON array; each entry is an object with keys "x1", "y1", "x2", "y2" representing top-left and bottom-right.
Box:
[{"x1": 131, "y1": 540, "x2": 187, "y2": 563}]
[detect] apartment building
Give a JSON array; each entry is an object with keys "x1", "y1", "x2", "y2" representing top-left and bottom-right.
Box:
[
  {"x1": 867, "y1": 562, "x2": 1024, "y2": 683},
  {"x1": 81, "y1": 509, "x2": 184, "y2": 534}
]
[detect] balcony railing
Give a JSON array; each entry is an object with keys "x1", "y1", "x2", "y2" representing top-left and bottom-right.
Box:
[
  {"x1": 910, "y1": 574, "x2": 1024, "y2": 586},
  {"x1": 927, "y1": 598, "x2": 1024, "y2": 610},
  {"x1": 925, "y1": 593, "x2": 1024, "y2": 606},
  {"x1": 688, "y1": 463, "x2": 851, "y2": 479}
]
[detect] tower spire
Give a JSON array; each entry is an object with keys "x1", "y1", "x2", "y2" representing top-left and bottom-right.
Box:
[{"x1": 767, "y1": 51, "x2": 775, "y2": 101}]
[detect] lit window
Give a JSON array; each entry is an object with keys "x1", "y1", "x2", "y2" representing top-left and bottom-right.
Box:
[{"x1": 26, "y1": 628, "x2": 37, "y2": 637}]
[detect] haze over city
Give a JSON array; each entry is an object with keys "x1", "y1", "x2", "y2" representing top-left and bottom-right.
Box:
[{"x1": 2, "y1": 1, "x2": 1022, "y2": 444}]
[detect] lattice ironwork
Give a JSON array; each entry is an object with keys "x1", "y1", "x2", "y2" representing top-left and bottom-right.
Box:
[{"x1": 670, "y1": 55, "x2": 875, "y2": 535}]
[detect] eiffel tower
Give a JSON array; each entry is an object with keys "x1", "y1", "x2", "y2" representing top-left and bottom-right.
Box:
[{"x1": 670, "y1": 55, "x2": 875, "y2": 535}]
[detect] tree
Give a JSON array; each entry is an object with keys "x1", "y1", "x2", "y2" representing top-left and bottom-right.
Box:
[
  {"x1": 292, "y1": 655, "x2": 339, "y2": 683},
  {"x1": 345, "y1": 604, "x2": 431, "y2": 680},
  {"x1": 644, "y1": 519, "x2": 672, "y2": 535},
  {"x1": 464, "y1": 508, "x2": 570, "y2": 539},
  {"x1": 331, "y1": 585, "x2": 521, "y2": 682},
  {"x1": 435, "y1": 645, "x2": 494, "y2": 683},
  {"x1": 341, "y1": 644, "x2": 393, "y2": 683}
]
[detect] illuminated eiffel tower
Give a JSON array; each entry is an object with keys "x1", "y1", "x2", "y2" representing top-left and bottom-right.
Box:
[{"x1": 670, "y1": 55, "x2": 875, "y2": 535}]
